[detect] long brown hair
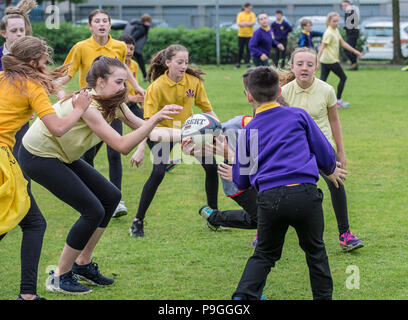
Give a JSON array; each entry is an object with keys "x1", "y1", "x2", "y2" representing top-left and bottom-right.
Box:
[
  {"x1": 1, "y1": 36, "x2": 67, "y2": 95},
  {"x1": 63, "y1": 56, "x2": 128, "y2": 123},
  {"x1": 1, "y1": 0, "x2": 37, "y2": 36},
  {"x1": 147, "y1": 44, "x2": 206, "y2": 82}
]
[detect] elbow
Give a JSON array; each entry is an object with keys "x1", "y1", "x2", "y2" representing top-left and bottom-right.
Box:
[{"x1": 49, "y1": 127, "x2": 65, "y2": 137}]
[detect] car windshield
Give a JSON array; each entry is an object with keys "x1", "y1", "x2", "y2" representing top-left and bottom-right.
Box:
[{"x1": 365, "y1": 26, "x2": 393, "y2": 37}]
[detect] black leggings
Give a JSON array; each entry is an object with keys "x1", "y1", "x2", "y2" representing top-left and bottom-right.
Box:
[
  {"x1": 0, "y1": 173, "x2": 46, "y2": 295},
  {"x1": 135, "y1": 140, "x2": 219, "y2": 221},
  {"x1": 82, "y1": 118, "x2": 123, "y2": 190},
  {"x1": 320, "y1": 62, "x2": 347, "y2": 100},
  {"x1": 19, "y1": 145, "x2": 121, "y2": 251}
]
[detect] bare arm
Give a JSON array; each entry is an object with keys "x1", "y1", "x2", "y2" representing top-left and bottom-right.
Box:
[
  {"x1": 340, "y1": 38, "x2": 362, "y2": 58},
  {"x1": 41, "y1": 90, "x2": 91, "y2": 137},
  {"x1": 202, "y1": 110, "x2": 220, "y2": 122},
  {"x1": 327, "y1": 105, "x2": 346, "y2": 168}
]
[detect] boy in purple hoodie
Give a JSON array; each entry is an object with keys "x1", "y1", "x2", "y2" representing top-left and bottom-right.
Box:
[
  {"x1": 231, "y1": 66, "x2": 347, "y2": 300},
  {"x1": 271, "y1": 10, "x2": 293, "y2": 68},
  {"x1": 249, "y1": 13, "x2": 284, "y2": 66}
]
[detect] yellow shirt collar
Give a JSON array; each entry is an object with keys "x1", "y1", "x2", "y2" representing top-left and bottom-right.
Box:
[
  {"x1": 261, "y1": 25, "x2": 270, "y2": 31},
  {"x1": 163, "y1": 70, "x2": 187, "y2": 87},
  {"x1": 294, "y1": 78, "x2": 317, "y2": 94},
  {"x1": 89, "y1": 34, "x2": 113, "y2": 49},
  {"x1": 301, "y1": 30, "x2": 310, "y2": 36},
  {"x1": 254, "y1": 102, "x2": 280, "y2": 116}
]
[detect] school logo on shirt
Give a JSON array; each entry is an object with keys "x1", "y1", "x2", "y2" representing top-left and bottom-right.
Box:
[{"x1": 186, "y1": 89, "x2": 195, "y2": 98}]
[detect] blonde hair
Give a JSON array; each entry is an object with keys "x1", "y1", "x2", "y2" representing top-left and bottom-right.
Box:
[
  {"x1": 1, "y1": 36, "x2": 67, "y2": 95},
  {"x1": 326, "y1": 12, "x2": 340, "y2": 27},
  {"x1": 290, "y1": 47, "x2": 318, "y2": 65}
]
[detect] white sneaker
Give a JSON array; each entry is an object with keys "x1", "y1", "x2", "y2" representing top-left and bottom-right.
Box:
[
  {"x1": 112, "y1": 200, "x2": 128, "y2": 218},
  {"x1": 336, "y1": 99, "x2": 350, "y2": 108}
]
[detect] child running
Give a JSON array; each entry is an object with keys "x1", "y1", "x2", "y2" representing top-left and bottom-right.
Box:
[
  {"x1": 18, "y1": 55, "x2": 181, "y2": 295},
  {"x1": 282, "y1": 47, "x2": 363, "y2": 252},
  {"x1": 298, "y1": 18, "x2": 323, "y2": 49},
  {"x1": 0, "y1": 36, "x2": 92, "y2": 300},
  {"x1": 58, "y1": 9, "x2": 145, "y2": 218},
  {"x1": 129, "y1": 44, "x2": 220, "y2": 238},
  {"x1": 317, "y1": 12, "x2": 362, "y2": 108},
  {"x1": 231, "y1": 66, "x2": 347, "y2": 300}
]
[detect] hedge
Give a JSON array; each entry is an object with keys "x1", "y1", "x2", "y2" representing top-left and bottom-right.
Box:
[{"x1": 0, "y1": 22, "x2": 367, "y2": 65}]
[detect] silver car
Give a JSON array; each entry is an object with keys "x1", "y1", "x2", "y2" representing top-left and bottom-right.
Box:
[{"x1": 362, "y1": 21, "x2": 408, "y2": 60}]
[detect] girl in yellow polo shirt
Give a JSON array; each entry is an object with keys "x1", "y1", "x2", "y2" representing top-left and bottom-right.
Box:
[
  {"x1": 282, "y1": 47, "x2": 363, "y2": 252},
  {"x1": 0, "y1": 36, "x2": 92, "y2": 300},
  {"x1": 18, "y1": 55, "x2": 181, "y2": 296},
  {"x1": 236, "y1": 3, "x2": 256, "y2": 68},
  {"x1": 59, "y1": 9, "x2": 146, "y2": 218},
  {"x1": 129, "y1": 44, "x2": 220, "y2": 237},
  {"x1": 317, "y1": 12, "x2": 362, "y2": 108}
]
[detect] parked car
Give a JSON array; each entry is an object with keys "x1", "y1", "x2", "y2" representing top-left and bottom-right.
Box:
[
  {"x1": 361, "y1": 21, "x2": 408, "y2": 60},
  {"x1": 75, "y1": 18, "x2": 128, "y2": 30}
]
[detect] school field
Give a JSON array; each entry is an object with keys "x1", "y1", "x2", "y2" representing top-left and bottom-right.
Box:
[{"x1": 0, "y1": 64, "x2": 407, "y2": 300}]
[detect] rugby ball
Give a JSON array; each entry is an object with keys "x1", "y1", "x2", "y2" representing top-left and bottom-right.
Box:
[{"x1": 181, "y1": 114, "x2": 222, "y2": 149}]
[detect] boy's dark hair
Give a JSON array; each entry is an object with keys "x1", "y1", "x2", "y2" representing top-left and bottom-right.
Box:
[
  {"x1": 118, "y1": 33, "x2": 135, "y2": 45},
  {"x1": 300, "y1": 18, "x2": 312, "y2": 28},
  {"x1": 243, "y1": 3, "x2": 252, "y2": 8},
  {"x1": 243, "y1": 67, "x2": 280, "y2": 103},
  {"x1": 275, "y1": 10, "x2": 283, "y2": 15}
]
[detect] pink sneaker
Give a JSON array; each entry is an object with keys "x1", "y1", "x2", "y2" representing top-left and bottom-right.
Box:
[
  {"x1": 251, "y1": 232, "x2": 258, "y2": 248},
  {"x1": 339, "y1": 230, "x2": 363, "y2": 252}
]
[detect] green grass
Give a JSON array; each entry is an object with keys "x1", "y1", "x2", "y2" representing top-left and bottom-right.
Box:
[{"x1": 0, "y1": 65, "x2": 407, "y2": 300}]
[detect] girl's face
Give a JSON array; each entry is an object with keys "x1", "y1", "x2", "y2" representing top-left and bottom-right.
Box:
[
  {"x1": 1, "y1": 17, "x2": 25, "y2": 46},
  {"x1": 258, "y1": 14, "x2": 270, "y2": 28},
  {"x1": 166, "y1": 50, "x2": 188, "y2": 79},
  {"x1": 291, "y1": 52, "x2": 317, "y2": 84},
  {"x1": 98, "y1": 67, "x2": 128, "y2": 96},
  {"x1": 30, "y1": 54, "x2": 48, "y2": 73},
  {"x1": 329, "y1": 16, "x2": 339, "y2": 29},
  {"x1": 89, "y1": 13, "x2": 111, "y2": 37}
]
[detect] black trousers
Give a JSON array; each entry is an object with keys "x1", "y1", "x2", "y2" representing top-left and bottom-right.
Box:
[
  {"x1": 252, "y1": 56, "x2": 270, "y2": 67},
  {"x1": 135, "y1": 140, "x2": 219, "y2": 221},
  {"x1": 233, "y1": 184, "x2": 333, "y2": 300},
  {"x1": 19, "y1": 145, "x2": 121, "y2": 251},
  {"x1": 320, "y1": 62, "x2": 347, "y2": 100},
  {"x1": 208, "y1": 187, "x2": 258, "y2": 229},
  {"x1": 345, "y1": 35, "x2": 358, "y2": 64},
  {"x1": 237, "y1": 37, "x2": 251, "y2": 65},
  {"x1": 82, "y1": 118, "x2": 123, "y2": 191},
  {"x1": 272, "y1": 39, "x2": 288, "y2": 69},
  {"x1": 134, "y1": 52, "x2": 147, "y2": 79},
  {"x1": 12, "y1": 121, "x2": 30, "y2": 161},
  {"x1": 0, "y1": 171, "x2": 46, "y2": 295}
]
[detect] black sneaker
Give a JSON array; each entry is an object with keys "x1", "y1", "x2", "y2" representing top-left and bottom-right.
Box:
[
  {"x1": 17, "y1": 294, "x2": 46, "y2": 300},
  {"x1": 72, "y1": 261, "x2": 114, "y2": 286},
  {"x1": 129, "y1": 219, "x2": 144, "y2": 237},
  {"x1": 46, "y1": 270, "x2": 92, "y2": 295}
]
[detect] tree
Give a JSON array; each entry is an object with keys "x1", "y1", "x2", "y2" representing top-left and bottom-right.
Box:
[{"x1": 391, "y1": 0, "x2": 404, "y2": 64}]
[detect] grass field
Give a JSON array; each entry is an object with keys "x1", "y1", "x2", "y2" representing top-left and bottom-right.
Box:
[{"x1": 0, "y1": 64, "x2": 407, "y2": 300}]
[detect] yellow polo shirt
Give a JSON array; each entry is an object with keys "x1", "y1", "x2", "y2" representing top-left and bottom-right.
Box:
[
  {"x1": 281, "y1": 78, "x2": 337, "y2": 149},
  {"x1": 236, "y1": 11, "x2": 256, "y2": 37},
  {"x1": 64, "y1": 35, "x2": 127, "y2": 88},
  {"x1": 126, "y1": 59, "x2": 139, "y2": 97},
  {"x1": 320, "y1": 26, "x2": 342, "y2": 64},
  {"x1": 143, "y1": 71, "x2": 213, "y2": 129},
  {"x1": 0, "y1": 74, "x2": 55, "y2": 150},
  {"x1": 0, "y1": 74, "x2": 55, "y2": 235},
  {"x1": 22, "y1": 89, "x2": 131, "y2": 164}
]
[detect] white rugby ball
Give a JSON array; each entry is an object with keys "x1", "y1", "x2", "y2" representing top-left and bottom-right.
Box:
[{"x1": 181, "y1": 113, "x2": 222, "y2": 149}]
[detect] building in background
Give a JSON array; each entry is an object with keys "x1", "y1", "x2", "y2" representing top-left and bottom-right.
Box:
[
  {"x1": 72, "y1": 0, "x2": 408, "y2": 28},
  {"x1": 1, "y1": 0, "x2": 408, "y2": 27}
]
